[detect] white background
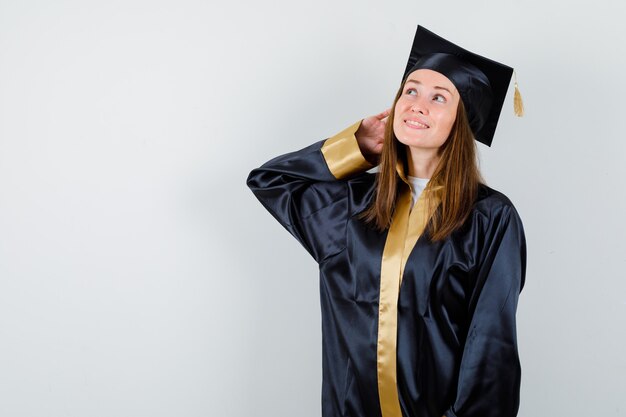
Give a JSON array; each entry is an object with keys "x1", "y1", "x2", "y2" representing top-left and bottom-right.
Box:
[{"x1": 1, "y1": 0, "x2": 625, "y2": 416}]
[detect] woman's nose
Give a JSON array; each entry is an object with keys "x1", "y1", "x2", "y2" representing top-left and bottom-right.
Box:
[{"x1": 410, "y1": 97, "x2": 429, "y2": 115}]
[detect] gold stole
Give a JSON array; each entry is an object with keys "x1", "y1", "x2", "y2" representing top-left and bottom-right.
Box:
[{"x1": 377, "y1": 162, "x2": 439, "y2": 417}]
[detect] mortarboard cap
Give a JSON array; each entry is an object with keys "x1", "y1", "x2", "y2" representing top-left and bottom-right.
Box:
[{"x1": 402, "y1": 25, "x2": 518, "y2": 146}]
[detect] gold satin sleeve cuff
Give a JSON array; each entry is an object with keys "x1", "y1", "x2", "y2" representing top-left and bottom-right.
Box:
[{"x1": 321, "y1": 120, "x2": 374, "y2": 179}]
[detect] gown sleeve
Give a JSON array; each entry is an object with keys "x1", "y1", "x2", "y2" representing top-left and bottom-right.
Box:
[
  {"x1": 444, "y1": 203, "x2": 527, "y2": 417},
  {"x1": 246, "y1": 120, "x2": 374, "y2": 263}
]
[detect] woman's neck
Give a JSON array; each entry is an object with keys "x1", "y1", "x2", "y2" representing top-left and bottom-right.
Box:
[{"x1": 405, "y1": 146, "x2": 440, "y2": 179}]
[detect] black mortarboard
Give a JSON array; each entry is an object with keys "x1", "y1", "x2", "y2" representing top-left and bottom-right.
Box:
[{"x1": 402, "y1": 25, "x2": 517, "y2": 146}]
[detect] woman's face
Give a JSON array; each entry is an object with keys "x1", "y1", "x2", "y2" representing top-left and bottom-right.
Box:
[{"x1": 393, "y1": 69, "x2": 460, "y2": 152}]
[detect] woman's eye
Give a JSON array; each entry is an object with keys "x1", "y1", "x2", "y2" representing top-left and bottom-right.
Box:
[
  {"x1": 433, "y1": 94, "x2": 446, "y2": 103},
  {"x1": 406, "y1": 88, "x2": 417, "y2": 95}
]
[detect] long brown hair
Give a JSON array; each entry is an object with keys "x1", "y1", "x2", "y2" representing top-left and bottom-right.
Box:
[{"x1": 359, "y1": 83, "x2": 482, "y2": 241}]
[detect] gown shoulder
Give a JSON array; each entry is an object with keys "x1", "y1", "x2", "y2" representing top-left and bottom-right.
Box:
[{"x1": 476, "y1": 183, "x2": 517, "y2": 208}]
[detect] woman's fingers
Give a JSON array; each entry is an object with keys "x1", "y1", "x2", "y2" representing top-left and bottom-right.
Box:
[
  {"x1": 376, "y1": 108, "x2": 391, "y2": 119},
  {"x1": 377, "y1": 108, "x2": 391, "y2": 124}
]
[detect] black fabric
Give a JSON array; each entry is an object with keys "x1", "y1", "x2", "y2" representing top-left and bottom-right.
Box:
[{"x1": 246, "y1": 139, "x2": 526, "y2": 417}]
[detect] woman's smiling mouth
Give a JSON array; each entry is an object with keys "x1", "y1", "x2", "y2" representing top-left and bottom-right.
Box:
[{"x1": 405, "y1": 119, "x2": 430, "y2": 129}]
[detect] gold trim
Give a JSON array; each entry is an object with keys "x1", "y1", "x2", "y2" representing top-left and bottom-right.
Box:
[
  {"x1": 321, "y1": 120, "x2": 374, "y2": 179},
  {"x1": 376, "y1": 181, "x2": 438, "y2": 417}
]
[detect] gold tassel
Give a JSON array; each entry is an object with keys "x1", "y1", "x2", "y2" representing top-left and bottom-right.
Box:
[{"x1": 513, "y1": 70, "x2": 524, "y2": 117}]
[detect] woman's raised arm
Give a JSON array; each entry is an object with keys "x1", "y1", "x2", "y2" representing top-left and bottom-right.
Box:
[{"x1": 246, "y1": 115, "x2": 384, "y2": 263}]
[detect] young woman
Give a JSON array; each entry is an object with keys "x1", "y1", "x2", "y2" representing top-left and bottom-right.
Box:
[{"x1": 246, "y1": 26, "x2": 526, "y2": 417}]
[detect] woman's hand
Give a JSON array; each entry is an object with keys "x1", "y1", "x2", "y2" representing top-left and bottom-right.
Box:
[{"x1": 355, "y1": 108, "x2": 390, "y2": 165}]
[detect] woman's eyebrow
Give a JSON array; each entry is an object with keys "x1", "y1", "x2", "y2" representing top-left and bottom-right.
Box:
[{"x1": 405, "y1": 79, "x2": 453, "y2": 95}]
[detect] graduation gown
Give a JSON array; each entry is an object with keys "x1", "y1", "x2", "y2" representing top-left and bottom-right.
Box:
[{"x1": 246, "y1": 120, "x2": 526, "y2": 417}]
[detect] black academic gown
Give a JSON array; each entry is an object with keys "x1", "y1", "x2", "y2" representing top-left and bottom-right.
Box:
[{"x1": 246, "y1": 120, "x2": 526, "y2": 417}]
